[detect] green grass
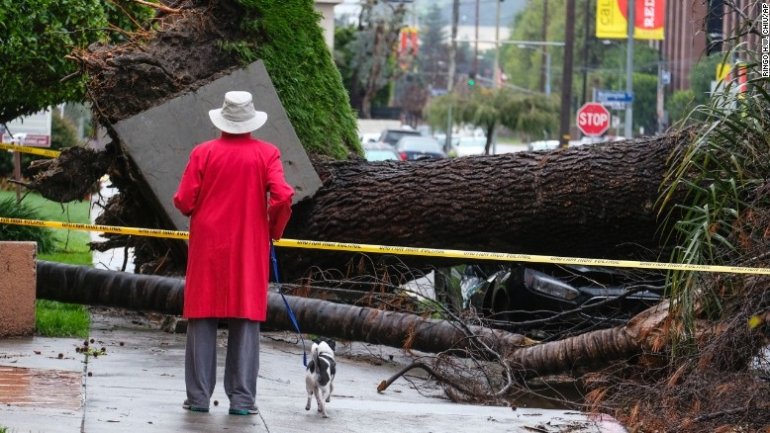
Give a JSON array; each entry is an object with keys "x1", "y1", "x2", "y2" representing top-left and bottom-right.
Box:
[
  {"x1": 35, "y1": 299, "x2": 90, "y2": 338},
  {"x1": 0, "y1": 190, "x2": 92, "y2": 264},
  {"x1": 0, "y1": 189, "x2": 92, "y2": 337}
]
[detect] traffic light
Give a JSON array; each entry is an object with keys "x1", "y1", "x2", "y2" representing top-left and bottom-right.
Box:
[{"x1": 468, "y1": 73, "x2": 476, "y2": 87}]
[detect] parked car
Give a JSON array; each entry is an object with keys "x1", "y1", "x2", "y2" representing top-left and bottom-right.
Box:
[
  {"x1": 363, "y1": 142, "x2": 400, "y2": 161},
  {"x1": 359, "y1": 132, "x2": 380, "y2": 145},
  {"x1": 377, "y1": 128, "x2": 422, "y2": 147},
  {"x1": 394, "y1": 136, "x2": 447, "y2": 160},
  {"x1": 433, "y1": 133, "x2": 460, "y2": 152},
  {"x1": 454, "y1": 136, "x2": 488, "y2": 157},
  {"x1": 458, "y1": 263, "x2": 664, "y2": 335},
  {"x1": 527, "y1": 140, "x2": 560, "y2": 151}
]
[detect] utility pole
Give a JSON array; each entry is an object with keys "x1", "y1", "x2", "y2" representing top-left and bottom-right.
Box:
[
  {"x1": 656, "y1": 53, "x2": 665, "y2": 134},
  {"x1": 492, "y1": 0, "x2": 502, "y2": 154},
  {"x1": 559, "y1": 0, "x2": 576, "y2": 148},
  {"x1": 624, "y1": 0, "x2": 634, "y2": 139},
  {"x1": 581, "y1": 0, "x2": 591, "y2": 105},
  {"x1": 540, "y1": 0, "x2": 548, "y2": 93},
  {"x1": 473, "y1": 0, "x2": 480, "y2": 77},
  {"x1": 13, "y1": 144, "x2": 21, "y2": 203},
  {"x1": 445, "y1": 0, "x2": 459, "y2": 153},
  {"x1": 448, "y1": 0, "x2": 459, "y2": 93},
  {"x1": 494, "y1": 0, "x2": 501, "y2": 87}
]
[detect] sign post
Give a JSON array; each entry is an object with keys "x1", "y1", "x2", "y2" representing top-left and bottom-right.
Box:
[
  {"x1": 2, "y1": 109, "x2": 52, "y2": 203},
  {"x1": 576, "y1": 102, "x2": 611, "y2": 137}
]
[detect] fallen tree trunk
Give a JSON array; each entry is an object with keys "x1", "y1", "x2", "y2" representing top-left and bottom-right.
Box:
[
  {"x1": 37, "y1": 260, "x2": 668, "y2": 377},
  {"x1": 280, "y1": 134, "x2": 689, "y2": 281},
  {"x1": 37, "y1": 261, "x2": 533, "y2": 354},
  {"x1": 503, "y1": 300, "x2": 669, "y2": 376},
  {"x1": 295, "y1": 137, "x2": 678, "y2": 255}
]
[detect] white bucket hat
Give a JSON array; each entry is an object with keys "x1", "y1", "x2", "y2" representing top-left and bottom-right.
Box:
[{"x1": 208, "y1": 91, "x2": 268, "y2": 134}]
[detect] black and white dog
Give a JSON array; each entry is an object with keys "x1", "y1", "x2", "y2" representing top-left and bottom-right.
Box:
[{"x1": 305, "y1": 338, "x2": 336, "y2": 418}]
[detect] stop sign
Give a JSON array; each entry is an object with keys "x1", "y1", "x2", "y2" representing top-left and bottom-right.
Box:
[{"x1": 576, "y1": 102, "x2": 610, "y2": 137}]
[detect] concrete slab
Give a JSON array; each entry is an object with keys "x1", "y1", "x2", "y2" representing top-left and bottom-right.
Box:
[
  {"x1": 111, "y1": 60, "x2": 322, "y2": 232},
  {"x1": 0, "y1": 336, "x2": 85, "y2": 433}
]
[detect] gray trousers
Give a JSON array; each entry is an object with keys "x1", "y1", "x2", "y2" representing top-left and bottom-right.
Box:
[{"x1": 185, "y1": 318, "x2": 260, "y2": 410}]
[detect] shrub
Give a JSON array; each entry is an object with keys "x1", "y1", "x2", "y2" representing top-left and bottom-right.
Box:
[{"x1": 0, "y1": 197, "x2": 56, "y2": 253}]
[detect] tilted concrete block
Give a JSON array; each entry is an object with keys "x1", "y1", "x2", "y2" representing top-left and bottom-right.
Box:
[
  {"x1": 0, "y1": 242, "x2": 36, "y2": 337},
  {"x1": 112, "y1": 60, "x2": 322, "y2": 232}
]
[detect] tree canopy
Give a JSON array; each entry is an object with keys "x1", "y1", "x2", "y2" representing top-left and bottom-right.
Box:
[
  {"x1": 417, "y1": 4, "x2": 448, "y2": 92},
  {"x1": 424, "y1": 87, "x2": 559, "y2": 151},
  {"x1": 0, "y1": 0, "x2": 104, "y2": 122},
  {"x1": 0, "y1": 0, "x2": 152, "y2": 123}
]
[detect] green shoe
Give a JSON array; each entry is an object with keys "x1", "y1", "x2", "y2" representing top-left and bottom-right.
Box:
[
  {"x1": 229, "y1": 406, "x2": 259, "y2": 415},
  {"x1": 183, "y1": 400, "x2": 209, "y2": 413}
]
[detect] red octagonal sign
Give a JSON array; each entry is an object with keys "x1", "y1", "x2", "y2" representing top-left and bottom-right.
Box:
[{"x1": 576, "y1": 102, "x2": 610, "y2": 137}]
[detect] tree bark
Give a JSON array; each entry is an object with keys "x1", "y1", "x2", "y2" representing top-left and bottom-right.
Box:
[
  {"x1": 504, "y1": 301, "x2": 669, "y2": 376},
  {"x1": 359, "y1": 21, "x2": 384, "y2": 119},
  {"x1": 282, "y1": 133, "x2": 688, "y2": 281}
]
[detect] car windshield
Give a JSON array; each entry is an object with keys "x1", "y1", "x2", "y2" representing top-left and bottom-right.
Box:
[
  {"x1": 380, "y1": 129, "x2": 420, "y2": 146},
  {"x1": 397, "y1": 137, "x2": 442, "y2": 152}
]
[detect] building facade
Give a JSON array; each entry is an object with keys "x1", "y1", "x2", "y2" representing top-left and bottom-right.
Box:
[
  {"x1": 315, "y1": 0, "x2": 343, "y2": 51},
  {"x1": 662, "y1": 0, "x2": 761, "y2": 92}
]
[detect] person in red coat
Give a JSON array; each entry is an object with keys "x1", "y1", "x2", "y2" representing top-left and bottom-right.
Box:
[{"x1": 173, "y1": 91, "x2": 294, "y2": 415}]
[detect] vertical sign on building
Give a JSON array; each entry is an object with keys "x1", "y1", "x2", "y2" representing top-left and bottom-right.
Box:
[{"x1": 596, "y1": 0, "x2": 666, "y2": 40}]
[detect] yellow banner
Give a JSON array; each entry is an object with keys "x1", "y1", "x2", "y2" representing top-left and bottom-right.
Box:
[
  {"x1": 596, "y1": 0, "x2": 665, "y2": 40},
  {"x1": 1, "y1": 216, "x2": 769, "y2": 275},
  {"x1": 716, "y1": 63, "x2": 732, "y2": 82}
]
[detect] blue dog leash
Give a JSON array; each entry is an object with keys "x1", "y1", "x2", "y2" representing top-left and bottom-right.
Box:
[{"x1": 270, "y1": 242, "x2": 307, "y2": 367}]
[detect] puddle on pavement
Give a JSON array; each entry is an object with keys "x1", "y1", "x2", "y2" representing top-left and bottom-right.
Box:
[{"x1": 0, "y1": 366, "x2": 82, "y2": 410}]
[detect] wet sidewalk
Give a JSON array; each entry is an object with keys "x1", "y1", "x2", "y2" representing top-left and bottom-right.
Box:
[{"x1": 0, "y1": 310, "x2": 627, "y2": 433}]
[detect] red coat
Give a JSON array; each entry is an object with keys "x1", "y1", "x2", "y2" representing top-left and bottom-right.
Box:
[{"x1": 173, "y1": 133, "x2": 294, "y2": 321}]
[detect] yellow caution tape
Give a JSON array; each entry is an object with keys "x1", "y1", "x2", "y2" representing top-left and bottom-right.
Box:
[
  {"x1": 1, "y1": 216, "x2": 769, "y2": 275},
  {"x1": 0, "y1": 142, "x2": 61, "y2": 158},
  {"x1": 0, "y1": 216, "x2": 188, "y2": 240},
  {"x1": 274, "y1": 239, "x2": 770, "y2": 275}
]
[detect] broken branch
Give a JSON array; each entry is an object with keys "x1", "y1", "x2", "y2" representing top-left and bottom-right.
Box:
[
  {"x1": 377, "y1": 361, "x2": 476, "y2": 396},
  {"x1": 130, "y1": 0, "x2": 181, "y2": 14}
]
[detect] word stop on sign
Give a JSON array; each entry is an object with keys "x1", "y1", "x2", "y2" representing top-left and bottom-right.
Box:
[{"x1": 578, "y1": 112, "x2": 609, "y2": 125}]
